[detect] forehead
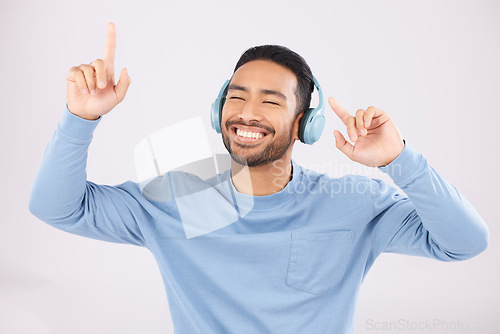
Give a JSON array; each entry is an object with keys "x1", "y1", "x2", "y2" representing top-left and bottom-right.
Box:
[{"x1": 229, "y1": 60, "x2": 297, "y2": 96}]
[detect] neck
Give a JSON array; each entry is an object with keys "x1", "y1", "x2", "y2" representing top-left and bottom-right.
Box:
[{"x1": 230, "y1": 154, "x2": 293, "y2": 196}]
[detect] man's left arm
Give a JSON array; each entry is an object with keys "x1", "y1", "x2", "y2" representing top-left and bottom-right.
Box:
[
  {"x1": 370, "y1": 139, "x2": 489, "y2": 260},
  {"x1": 328, "y1": 97, "x2": 489, "y2": 261}
]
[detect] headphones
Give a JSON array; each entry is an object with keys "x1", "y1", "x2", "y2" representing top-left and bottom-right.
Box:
[{"x1": 210, "y1": 75, "x2": 325, "y2": 145}]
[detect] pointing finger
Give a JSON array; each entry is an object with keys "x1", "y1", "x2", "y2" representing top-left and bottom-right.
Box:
[
  {"x1": 104, "y1": 22, "x2": 116, "y2": 65},
  {"x1": 328, "y1": 97, "x2": 351, "y2": 125}
]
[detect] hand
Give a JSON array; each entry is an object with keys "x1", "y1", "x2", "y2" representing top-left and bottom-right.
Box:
[
  {"x1": 66, "y1": 22, "x2": 131, "y2": 120},
  {"x1": 329, "y1": 97, "x2": 405, "y2": 167}
]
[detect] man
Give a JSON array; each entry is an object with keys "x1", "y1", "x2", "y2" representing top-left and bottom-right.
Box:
[{"x1": 29, "y1": 22, "x2": 489, "y2": 334}]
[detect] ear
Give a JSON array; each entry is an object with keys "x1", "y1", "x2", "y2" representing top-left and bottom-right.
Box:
[{"x1": 292, "y1": 112, "x2": 304, "y2": 141}]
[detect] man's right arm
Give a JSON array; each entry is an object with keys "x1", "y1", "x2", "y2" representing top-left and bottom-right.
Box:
[{"x1": 28, "y1": 104, "x2": 158, "y2": 247}]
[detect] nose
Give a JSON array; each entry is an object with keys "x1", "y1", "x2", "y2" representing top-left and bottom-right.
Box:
[{"x1": 237, "y1": 99, "x2": 263, "y2": 123}]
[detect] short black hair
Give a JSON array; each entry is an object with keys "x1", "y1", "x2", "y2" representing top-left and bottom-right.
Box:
[{"x1": 224, "y1": 45, "x2": 314, "y2": 118}]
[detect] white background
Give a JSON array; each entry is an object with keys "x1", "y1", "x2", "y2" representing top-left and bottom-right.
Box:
[{"x1": 1, "y1": 0, "x2": 499, "y2": 333}]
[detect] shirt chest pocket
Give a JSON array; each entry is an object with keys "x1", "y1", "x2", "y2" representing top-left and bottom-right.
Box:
[{"x1": 286, "y1": 230, "x2": 354, "y2": 295}]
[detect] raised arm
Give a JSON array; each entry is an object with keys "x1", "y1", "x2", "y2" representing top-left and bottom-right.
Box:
[
  {"x1": 370, "y1": 141, "x2": 489, "y2": 261},
  {"x1": 328, "y1": 97, "x2": 489, "y2": 260},
  {"x1": 28, "y1": 23, "x2": 157, "y2": 247}
]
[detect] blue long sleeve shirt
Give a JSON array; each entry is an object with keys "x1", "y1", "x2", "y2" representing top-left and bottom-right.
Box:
[{"x1": 28, "y1": 104, "x2": 489, "y2": 334}]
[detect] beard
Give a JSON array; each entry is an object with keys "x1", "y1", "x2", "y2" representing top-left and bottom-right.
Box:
[{"x1": 222, "y1": 120, "x2": 293, "y2": 168}]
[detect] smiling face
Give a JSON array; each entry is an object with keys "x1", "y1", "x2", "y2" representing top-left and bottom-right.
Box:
[{"x1": 221, "y1": 59, "x2": 300, "y2": 167}]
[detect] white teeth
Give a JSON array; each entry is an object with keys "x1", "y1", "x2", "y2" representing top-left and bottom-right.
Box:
[{"x1": 236, "y1": 128, "x2": 264, "y2": 139}]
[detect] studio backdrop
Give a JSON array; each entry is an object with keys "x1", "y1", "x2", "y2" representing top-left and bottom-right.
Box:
[{"x1": 1, "y1": 0, "x2": 499, "y2": 333}]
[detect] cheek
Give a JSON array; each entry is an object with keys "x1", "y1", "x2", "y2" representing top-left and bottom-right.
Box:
[
  {"x1": 221, "y1": 103, "x2": 237, "y2": 121},
  {"x1": 275, "y1": 117, "x2": 294, "y2": 133}
]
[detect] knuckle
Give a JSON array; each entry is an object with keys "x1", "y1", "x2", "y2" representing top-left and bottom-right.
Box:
[
  {"x1": 77, "y1": 74, "x2": 90, "y2": 87},
  {"x1": 94, "y1": 60, "x2": 105, "y2": 76},
  {"x1": 76, "y1": 77, "x2": 86, "y2": 89},
  {"x1": 355, "y1": 113, "x2": 364, "y2": 126},
  {"x1": 91, "y1": 59, "x2": 102, "y2": 69},
  {"x1": 68, "y1": 67, "x2": 79, "y2": 78},
  {"x1": 367, "y1": 106, "x2": 378, "y2": 115},
  {"x1": 355, "y1": 110, "x2": 365, "y2": 121},
  {"x1": 82, "y1": 74, "x2": 93, "y2": 85}
]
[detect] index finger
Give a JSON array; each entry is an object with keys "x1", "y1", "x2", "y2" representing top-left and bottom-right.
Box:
[
  {"x1": 104, "y1": 22, "x2": 116, "y2": 65},
  {"x1": 328, "y1": 97, "x2": 351, "y2": 125}
]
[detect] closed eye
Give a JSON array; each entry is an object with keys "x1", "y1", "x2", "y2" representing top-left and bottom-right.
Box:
[{"x1": 228, "y1": 97, "x2": 279, "y2": 106}]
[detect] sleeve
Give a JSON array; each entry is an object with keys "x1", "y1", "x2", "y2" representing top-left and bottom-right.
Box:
[
  {"x1": 369, "y1": 140, "x2": 489, "y2": 261},
  {"x1": 28, "y1": 104, "x2": 158, "y2": 247}
]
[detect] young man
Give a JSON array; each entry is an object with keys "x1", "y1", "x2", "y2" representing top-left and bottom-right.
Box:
[{"x1": 29, "y1": 23, "x2": 489, "y2": 334}]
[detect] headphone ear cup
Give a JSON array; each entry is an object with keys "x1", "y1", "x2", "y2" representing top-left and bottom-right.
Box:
[
  {"x1": 211, "y1": 80, "x2": 230, "y2": 134},
  {"x1": 299, "y1": 108, "x2": 325, "y2": 145},
  {"x1": 210, "y1": 97, "x2": 225, "y2": 133},
  {"x1": 298, "y1": 108, "x2": 314, "y2": 143},
  {"x1": 309, "y1": 113, "x2": 325, "y2": 144},
  {"x1": 210, "y1": 100, "x2": 221, "y2": 133}
]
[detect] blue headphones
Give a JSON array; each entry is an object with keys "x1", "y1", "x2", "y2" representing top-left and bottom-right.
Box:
[{"x1": 210, "y1": 75, "x2": 325, "y2": 145}]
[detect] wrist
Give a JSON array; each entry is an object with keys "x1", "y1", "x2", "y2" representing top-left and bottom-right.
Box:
[
  {"x1": 66, "y1": 104, "x2": 101, "y2": 121},
  {"x1": 59, "y1": 104, "x2": 102, "y2": 141},
  {"x1": 379, "y1": 139, "x2": 405, "y2": 167}
]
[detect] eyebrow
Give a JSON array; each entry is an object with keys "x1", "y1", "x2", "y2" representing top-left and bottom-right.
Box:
[{"x1": 227, "y1": 84, "x2": 287, "y2": 101}]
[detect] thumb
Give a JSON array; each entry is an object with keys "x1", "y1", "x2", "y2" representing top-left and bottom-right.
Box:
[
  {"x1": 334, "y1": 130, "x2": 355, "y2": 160},
  {"x1": 114, "y1": 68, "x2": 131, "y2": 104}
]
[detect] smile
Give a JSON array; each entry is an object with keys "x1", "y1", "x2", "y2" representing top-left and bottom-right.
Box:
[
  {"x1": 236, "y1": 128, "x2": 264, "y2": 139},
  {"x1": 230, "y1": 125, "x2": 269, "y2": 143}
]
